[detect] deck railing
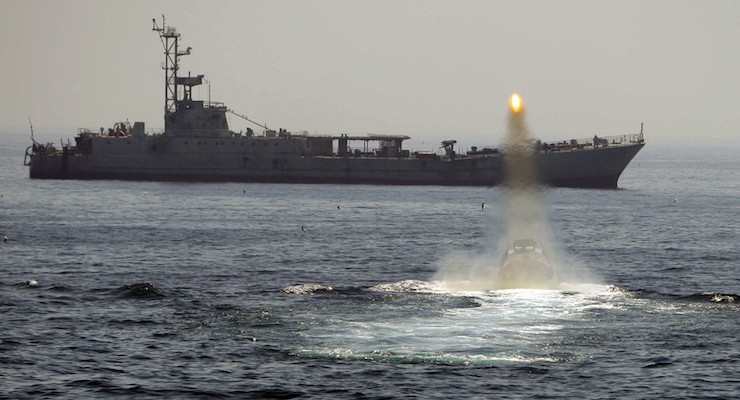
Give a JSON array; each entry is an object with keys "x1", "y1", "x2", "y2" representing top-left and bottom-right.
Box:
[{"x1": 542, "y1": 133, "x2": 644, "y2": 152}]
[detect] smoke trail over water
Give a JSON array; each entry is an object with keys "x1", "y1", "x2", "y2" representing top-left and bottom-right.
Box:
[
  {"x1": 501, "y1": 94, "x2": 546, "y2": 244},
  {"x1": 435, "y1": 94, "x2": 591, "y2": 290}
]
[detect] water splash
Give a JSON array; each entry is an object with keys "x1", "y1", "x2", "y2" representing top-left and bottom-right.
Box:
[
  {"x1": 281, "y1": 283, "x2": 334, "y2": 294},
  {"x1": 435, "y1": 94, "x2": 591, "y2": 290},
  {"x1": 290, "y1": 281, "x2": 628, "y2": 366}
]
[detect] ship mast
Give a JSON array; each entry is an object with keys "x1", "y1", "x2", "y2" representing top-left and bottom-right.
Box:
[{"x1": 152, "y1": 16, "x2": 191, "y2": 116}]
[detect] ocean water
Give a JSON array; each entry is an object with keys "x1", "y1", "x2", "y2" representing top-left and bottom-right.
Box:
[{"x1": 1, "y1": 133, "x2": 738, "y2": 399}]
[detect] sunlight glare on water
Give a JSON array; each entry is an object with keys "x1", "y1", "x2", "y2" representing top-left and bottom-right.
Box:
[{"x1": 293, "y1": 283, "x2": 627, "y2": 366}]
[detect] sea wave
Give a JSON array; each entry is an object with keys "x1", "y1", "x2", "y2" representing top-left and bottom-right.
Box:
[
  {"x1": 623, "y1": 287, "x2": 738, "y2": 304},
  {"x1": 112, "y1": 282, "x2": 164, "y2": 299},
  {"x1": 280, "y1": 283, "x2": 333, "y2": 294},
  {"x1": 369, "y1": 279, "x2": 434, "y2": 292},
  {"x1": 690, "y1": 292, "x2": 738, "y2": 303},
  {"x1": 294, "y1": 347, "x2": 566, "y2": 366}
]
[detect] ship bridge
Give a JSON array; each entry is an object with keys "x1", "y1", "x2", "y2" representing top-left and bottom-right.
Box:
[{"x1": 153, "y1": 17, "x2": 230, "y2": 138}]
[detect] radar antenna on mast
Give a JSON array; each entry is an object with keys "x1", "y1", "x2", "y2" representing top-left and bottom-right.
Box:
[
  {"x1": 28, "y1": 116, "x2": 37, "y2": 144},
  {"x1": 149, "y1": 17, "x2": 269, "y2": 135},
  {"x1": 152, "y1": 15, "x2": 191, "y2": 116}
]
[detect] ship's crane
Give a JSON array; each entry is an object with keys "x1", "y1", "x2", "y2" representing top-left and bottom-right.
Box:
[{"x1": 227, "y1": 109, "x2": 269, "y2": 131}]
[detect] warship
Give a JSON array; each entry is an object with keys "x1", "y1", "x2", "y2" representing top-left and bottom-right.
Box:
[{"x1": 25, "y1": 17, "x2": 645, "y2": 188}]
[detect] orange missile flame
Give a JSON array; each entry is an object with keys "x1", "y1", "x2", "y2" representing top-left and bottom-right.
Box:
[{"x1": 509, "y1": 93, "x2": 523, "y2": 113}]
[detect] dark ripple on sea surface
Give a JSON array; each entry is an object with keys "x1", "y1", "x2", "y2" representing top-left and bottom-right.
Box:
[{"x1": 1, "y1": 135, "x2": 739, "y2": 398}]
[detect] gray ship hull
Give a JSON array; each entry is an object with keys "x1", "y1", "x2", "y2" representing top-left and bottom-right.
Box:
[{"x1": 27, "y1": 135, "x2": 644, "y2": 188}]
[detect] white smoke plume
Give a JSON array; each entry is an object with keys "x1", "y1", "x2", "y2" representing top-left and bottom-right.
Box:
[{"x1": 434, "y1": 95, "x2": 598, "y2": 290}]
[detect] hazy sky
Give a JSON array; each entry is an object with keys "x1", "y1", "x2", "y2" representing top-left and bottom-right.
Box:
[{"x1": 2, "y1": 0, "x2": 738, "y2": 149}]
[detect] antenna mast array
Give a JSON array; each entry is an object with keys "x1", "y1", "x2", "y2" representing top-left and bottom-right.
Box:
[{"x1": 152, "y1": 16, "x2": 191, "y2": 115}]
